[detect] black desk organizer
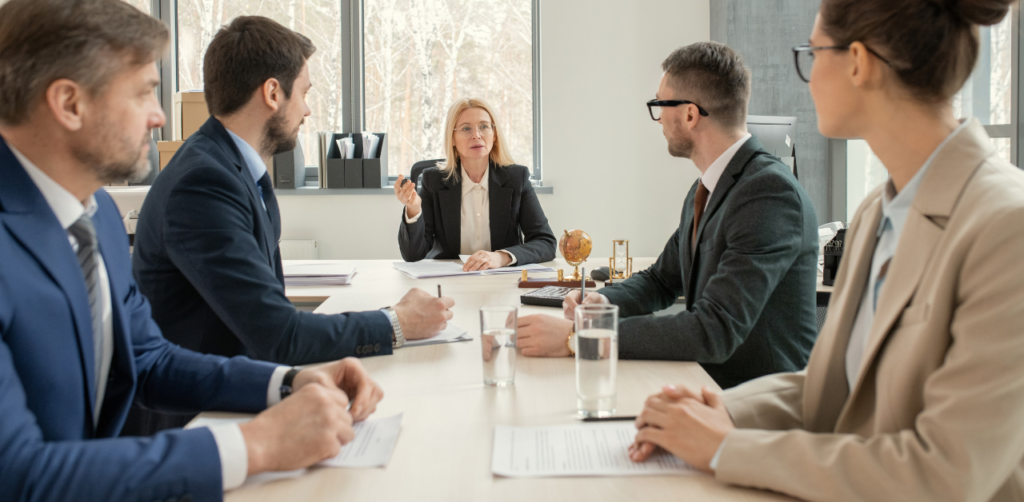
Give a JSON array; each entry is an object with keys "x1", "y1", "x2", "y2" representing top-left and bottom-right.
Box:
[{"x1": 324, "y1": 132, "x2": 389, "y2": 188}]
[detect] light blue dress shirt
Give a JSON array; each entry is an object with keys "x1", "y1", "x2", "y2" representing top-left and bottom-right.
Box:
[{"x1": 226, "y1": 129, "x2": 268, "y2": 210}]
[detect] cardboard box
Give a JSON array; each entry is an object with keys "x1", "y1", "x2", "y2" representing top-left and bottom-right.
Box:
[
  {"x1": 173, "y1": 91, "x2": 209, "y2": 141},
  {"x1": 157, "y1": 141, "x2": 185, "y2": 170}
]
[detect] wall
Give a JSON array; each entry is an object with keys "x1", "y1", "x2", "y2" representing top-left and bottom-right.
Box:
[
  {"x1": 277, "y1": 0, "x2": 710, "y2": 259},
  {"x1": 711, "y1": 0, "x2": 831, "y2": 223}
]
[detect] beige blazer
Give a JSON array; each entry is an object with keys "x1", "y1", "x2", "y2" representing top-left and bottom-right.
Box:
[{"x1": 716, "y1": 119, "x2": 1024, "y2": 502}]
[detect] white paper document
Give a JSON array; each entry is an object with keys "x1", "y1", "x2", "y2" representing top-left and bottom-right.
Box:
[
  {"x1": 393, "y1": 260, "x2": 553, "y2": 279},
  {"x1": 190, "y1": 413, "x2": 403, "y2": 470},
  {"x1": 283, "y1": 260, "x2": 357, "y2": 286},
  {"x1": 403, "y1": 323, "x2": 471, "y2": 347},
  {"x1": 491, "y1": 422, "x2": 699, "y2": 478}
]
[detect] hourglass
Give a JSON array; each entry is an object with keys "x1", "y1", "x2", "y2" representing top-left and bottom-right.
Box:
[{"x1": 608, "y1": 240, "x2": 632, "y2": 282}]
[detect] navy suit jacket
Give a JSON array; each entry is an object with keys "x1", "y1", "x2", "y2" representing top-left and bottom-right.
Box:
[
  {"x1": 0, "y1": 137, "x2": 278, "y2": 502},
  {"x1": 133, "y1": 118, "x2": 392, "y2": 365}
]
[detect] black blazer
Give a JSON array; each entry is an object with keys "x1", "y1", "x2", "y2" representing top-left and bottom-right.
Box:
[
  {"x1": 398, "y1": 162, "x2": 556, "y2": 264},
  {"x1": 133, "y1": 117, "x2": 392, "y2": 365},
  {"x1": 599, "y1": 136, "x2": 820, "y2": 389}
]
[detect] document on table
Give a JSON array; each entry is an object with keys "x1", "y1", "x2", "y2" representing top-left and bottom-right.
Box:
[
  {"x1": 491, "y1": 422, "x2": 699, "y2": 477},
  {"x1": 393, "y1": 260, "x2": 553, "y2": 279},
  {"x1": 404, "y1": 323, "x2": 471, "y2": 347},
  {"x1": 282, "y1": 260, "x2": 356, "y2": 286},
  {"x1": 189, "y1": 413, "x2": 403, "y2": 471}
]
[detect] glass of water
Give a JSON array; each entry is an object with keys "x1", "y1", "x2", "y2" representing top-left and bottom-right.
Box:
[
  {"x1": 575, "y1": 304, "x2": 618, "y2": 417},
  {"x1": 480, "y1": 306, "x2": 517, "y2": 386}
]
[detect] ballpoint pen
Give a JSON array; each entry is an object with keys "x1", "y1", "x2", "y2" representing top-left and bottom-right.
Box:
[
  {"x1": 582, "y1": 416, "x2": 637, "y2": 422},
  {"x1": 438, "y1": 284, "x2": 442, "y2": 298},
  {"x1": 580, "y1": 266, "x2": 586, "y2": 303}
]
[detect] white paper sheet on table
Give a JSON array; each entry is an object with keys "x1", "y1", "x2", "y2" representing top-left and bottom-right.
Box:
[
  {"x1": 491, "y1": 422, "x2": 700, "y2": 478},
  {"x1": 189, "y1": 413, "x2": 403, "y2": 481},
  {"x1": 392, "y1": 260, "x2": 552, "y2": 279},
  {"x1": 283, "y1": 261, "x2": 356, "y2": 285},
  {"x1": 403, "y1": 323, "x2": 471, "y2": 347}
]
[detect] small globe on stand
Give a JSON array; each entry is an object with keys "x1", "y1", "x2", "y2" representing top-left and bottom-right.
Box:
[{"x1": 558, "y1": 229, "x2": 593, "y2": 281}]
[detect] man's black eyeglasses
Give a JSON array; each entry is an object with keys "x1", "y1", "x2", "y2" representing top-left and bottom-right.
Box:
[
  {"x1": 792, "y1": 43, "x2": 894, "y2": 83},
  {"x1": 647, "y1": 99, "x2": 710, "y2": 121}
]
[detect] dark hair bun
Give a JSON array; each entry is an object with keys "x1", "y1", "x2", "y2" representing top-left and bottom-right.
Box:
[{"x1": 944, "y1": 0, "x2": 1014, "y2": 26}]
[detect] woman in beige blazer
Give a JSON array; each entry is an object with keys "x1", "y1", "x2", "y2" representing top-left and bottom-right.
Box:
[{"x1": 628, "y1": 0, "x2": 1024, "y2": 500}]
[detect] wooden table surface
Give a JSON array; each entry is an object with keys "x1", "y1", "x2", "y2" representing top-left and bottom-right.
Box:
[{"x1": 210, "y1": 259, "x2": 796, "y2": 502}]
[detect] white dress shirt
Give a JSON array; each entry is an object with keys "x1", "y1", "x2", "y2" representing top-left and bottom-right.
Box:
[
  {"x1": 699, "y1": 133, "x2": 752, "y2": 210},
  {"x1": 844, "y1": 119, "x2": 970, "y2": 390},
  {"x1": 10, "y1": 143, "x2": 292, "y2": 492},
  {"x1": 405, "y1": 166, "x2": 516, "y2": 264}
]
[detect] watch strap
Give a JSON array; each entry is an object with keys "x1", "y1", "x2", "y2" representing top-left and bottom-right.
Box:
[
  {"x1": 279, "y1": 367, "x2": 301, "y2": 399},
  {"x1": 385, "y1": 306, "x2": 405, "y2": 348}
]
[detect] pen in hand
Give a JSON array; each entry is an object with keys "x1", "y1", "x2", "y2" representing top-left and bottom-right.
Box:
[{"x1": 580, "y1": 267, "x2": 586, "y2": 304}]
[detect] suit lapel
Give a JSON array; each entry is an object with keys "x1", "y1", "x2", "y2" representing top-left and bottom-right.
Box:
[
  {"x1": 489, "y1": 164, "x2": 513, "y2": 249},
  {"x1": 202, "y1": 118, "x2": 276, "y2": 267},
  {"x1": 807, "y1": 195, "x2": 882, "y2": 431},
  {"x1": 687, "y1": 137, "x2": 763, "y2": 291},
  {"x1": 835, "y1": 119, "x2": 992, "y2": 429},
  {"x1": 437, "y1": 173, "x2": 462, "y2": 255},
  {"x1": 0, "y1": 138, "x2": 98, "y2": 422},
  {"x1": 93, "y1": 210, "x2": 135, "y2": 436}
]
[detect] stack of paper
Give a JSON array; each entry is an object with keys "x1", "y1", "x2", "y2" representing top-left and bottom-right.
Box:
[
  {"x1": 392, "y1": 261, "x2": 553, "y2": 280},
  {"x1": 283, "y1": 261, "x2": 357, "y2": 286},
  {"x1": 491, "y1": 422, "x2": 699, "y2": 478},
  {"x1": 404, "y1": 323, "x2": 471, "y2": 347}
]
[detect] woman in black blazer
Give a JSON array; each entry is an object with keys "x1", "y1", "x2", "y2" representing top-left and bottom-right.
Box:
[{"x1": 395, "y1": 98, "x2": 556, "y2": 271}]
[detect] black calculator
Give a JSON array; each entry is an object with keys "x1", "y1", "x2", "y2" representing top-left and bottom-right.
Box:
[{"x1": 521, "y1": 286, "x2": 574, "y2": 308}]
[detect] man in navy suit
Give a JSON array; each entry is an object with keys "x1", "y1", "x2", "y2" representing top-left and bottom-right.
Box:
[
  {"x1": 0, "y1": 1, "x2": 384, "y2": 500},
  {"x1": 133, "y1": 17, "x2": 453, "y2": 369}
]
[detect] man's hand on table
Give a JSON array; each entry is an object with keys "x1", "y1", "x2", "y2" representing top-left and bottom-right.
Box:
[
  {"x1": 239, "y1": 358, "x2": 384, "y2": 475},
  {"x1": 516, "y1": 314, "x2": 574, "y2": 357},
  {"x1": 293, "y1": 358, "x2": 383, "y2": 421},
  {"x1": 561, "y1": 291, "x2": 610, "y2": 320},
  {"x1": 394, "y1": 287, "x2": 455, "y2": 340},
  {"x1": 628, "y1": 385, "x2": 734, "y2": 473}
]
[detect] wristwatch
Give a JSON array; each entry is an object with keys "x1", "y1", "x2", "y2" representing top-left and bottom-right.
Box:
[
  {"x1": 278, "y1": 367, "x2": 301, "y2": 399},
  {"x1": 566, "y1": 327, "x2": 576, "y2": 356},
  {"x1": 384, "y1": 306, "x2": 405, "y2": 348}
]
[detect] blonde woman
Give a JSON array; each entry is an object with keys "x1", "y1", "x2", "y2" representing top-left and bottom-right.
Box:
[{"x1": 395, "y1": 98, "x2": 556, "y2": 271}]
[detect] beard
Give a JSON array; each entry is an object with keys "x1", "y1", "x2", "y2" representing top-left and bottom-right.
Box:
[
  {"x1": 72, "y1": 114, "x2": 152, "y2": 184},
  {"x1": 261, "y1": 108, "x2": 302, "y2": 158},
  {"x1": 667, "y1": 129, "x2": 695, "y2": 159}
]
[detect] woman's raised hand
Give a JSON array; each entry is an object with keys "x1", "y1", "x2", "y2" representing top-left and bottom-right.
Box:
[{"x1": 394, "y1": 174, "x2": 422, "y2": 219}]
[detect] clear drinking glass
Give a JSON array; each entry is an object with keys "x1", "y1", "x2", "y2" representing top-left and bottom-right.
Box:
[
  {"x1": 480, "y1": 306, "x2": 518, "y2": 386},
  {"x1": 575, "y1": 304, "x2": 619, "y2": 417}
]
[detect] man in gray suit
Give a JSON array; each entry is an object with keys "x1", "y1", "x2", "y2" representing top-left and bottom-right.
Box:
[{"x1": 517, "y1": 42, "x2": 819, "y2": 388}]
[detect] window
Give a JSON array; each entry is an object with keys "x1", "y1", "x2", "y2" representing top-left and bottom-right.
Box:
[
  {"x1": 175, "y1": 0, "x2": 343, "y2": 171},
  {"x1": 843, "y1": 10, "x2": 1019, "y2": 220},
  {"x1": 123, "y1": 0, "x2": 152, "y2": 14},
  {"x1": 363, "y1": 0, "x2": 536, "y2": 178}
]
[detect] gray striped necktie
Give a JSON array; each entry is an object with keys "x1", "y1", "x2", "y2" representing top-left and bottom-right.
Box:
[{"x1": 67, "y1": 214, "x2": 104, "y2": 424}]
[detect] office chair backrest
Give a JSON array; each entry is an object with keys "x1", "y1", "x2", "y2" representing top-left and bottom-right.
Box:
[{"x1": 409, "y1": 159, "x2": 443, "y2": 187}]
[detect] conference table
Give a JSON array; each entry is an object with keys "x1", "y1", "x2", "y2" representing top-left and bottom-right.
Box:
[{"x1": 203, "y1": 258, "x2": 799, "y2": 502}]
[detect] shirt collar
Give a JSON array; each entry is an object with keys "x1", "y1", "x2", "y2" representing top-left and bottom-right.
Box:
[
  {"x1": 701, "y1": 133, "x2": 751, "y2": 194},
  {"x1": 8, "y1": 143, "x2": 96, "y2": 230},
  {"x1": 461, "y1": 165, "x2": 489, "y2": 195},
  {"x1": 226, "y1": 128, "x2": 268, "y2": 184},
  {"x1": 878, "y1": 118, "x2": 972, "y2": 237}
]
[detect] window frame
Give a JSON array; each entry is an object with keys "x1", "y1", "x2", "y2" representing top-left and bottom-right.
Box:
[
  {"x1": 829, "y1": 4, "x2": 1021, "y2": 223},
  {"x1": 153, "y1": 0, "x2": 543, "y2": 188}
]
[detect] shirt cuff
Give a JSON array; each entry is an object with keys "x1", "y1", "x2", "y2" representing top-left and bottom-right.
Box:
[
  {"x1": 405, "y1": 208, "x2": 421, "y2": 224},
  {"x1": 208, "y1": 423, "x2": 248, "y2": 491},
  {"x1": 266, "y1": 366, "x2": 291, "y2": 407},
  {"x1": 709, "y1": 435, "x2": 727, "y2": 471},
  {"x1": 498, "y1": 250, "x2": 517, "y2": 265}
]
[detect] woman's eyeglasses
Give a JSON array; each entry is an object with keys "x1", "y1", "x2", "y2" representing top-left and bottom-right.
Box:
[
  {"x1": 792, "y1": 43, "x2": 894, "y2": 83},
  {"x1": 455, "y1": 123, "x2": 495, "y2": 137}
]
